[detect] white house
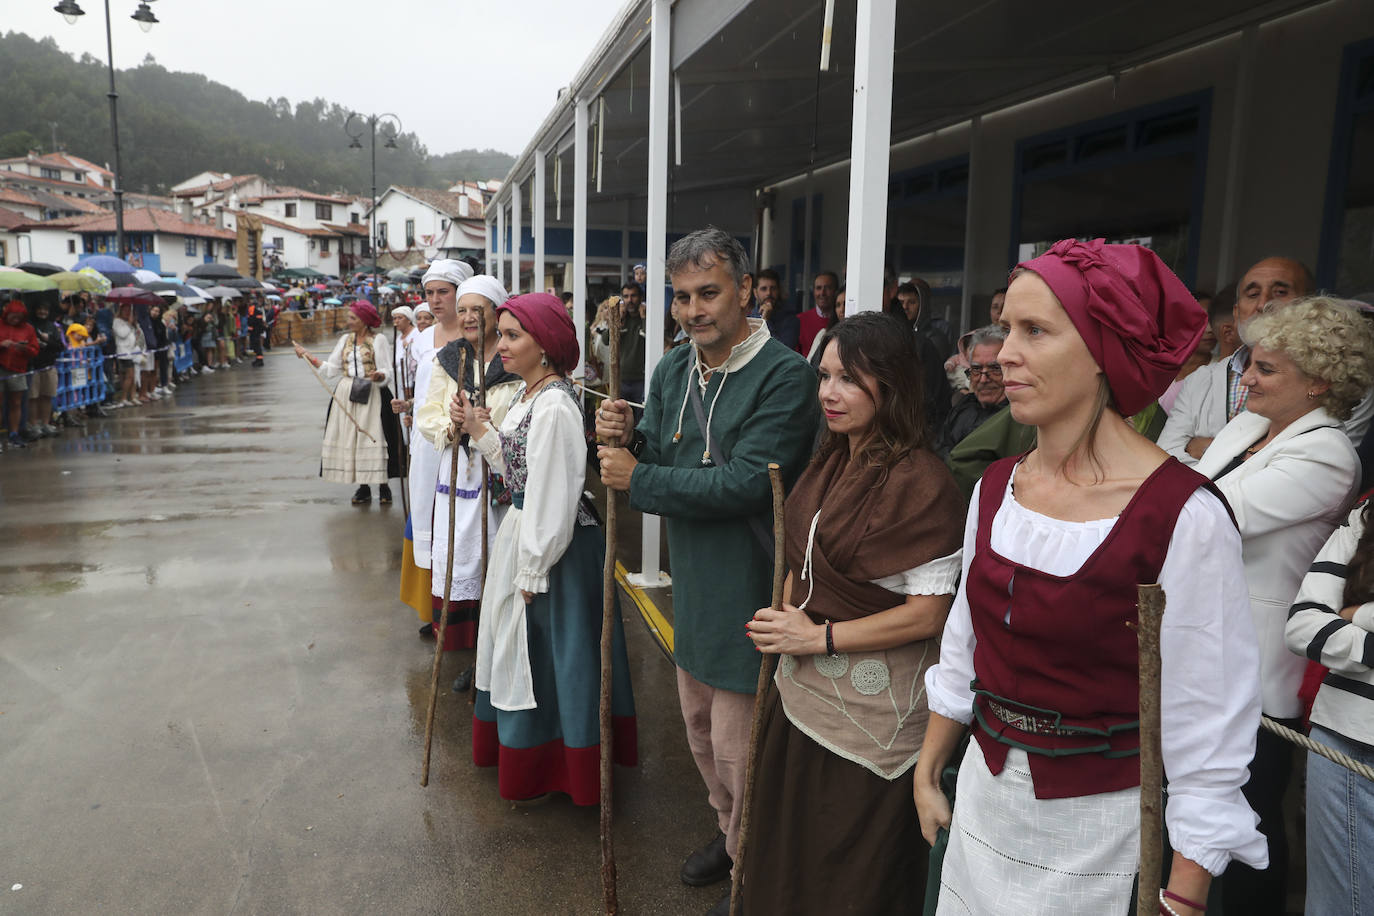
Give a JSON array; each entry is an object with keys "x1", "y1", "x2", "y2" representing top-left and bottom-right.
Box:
[
  {"x1": 368, "y1": 185, "x2": 487, "y2": 267},
  {"x1": 0, "y1": 151, "x2": 113, "y2": 191},
  {"x1": 69, "y1": 207, "x2": 237, "y2": 277},
  {"x1": 238, "y1": 189, "x2": 360, "y2": 232},
  {"x1": 171, "y1": 173, "x2": 273, "y2": 212},
  {"x1": 223, "y1": 211, "x2": 368, "y2": 276},
  {"x1": 8, "y1": 217, "x2": 83, "y2": 267}
]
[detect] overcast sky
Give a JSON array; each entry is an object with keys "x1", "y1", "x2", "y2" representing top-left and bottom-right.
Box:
[{"x1": 6, "y1": 0, "x2": 627, "y2": 156}]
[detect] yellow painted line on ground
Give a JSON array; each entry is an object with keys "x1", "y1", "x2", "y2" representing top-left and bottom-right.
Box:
[{"x1": 615, "y1": 560, "x2": 674, "y2": 659}]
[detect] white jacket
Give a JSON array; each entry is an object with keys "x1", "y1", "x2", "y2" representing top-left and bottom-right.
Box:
[
  {"x1": 1196, "y1": 407, "x2": 1361, "y2": 717},
  {"x1": 1160, "y1": 357, "x2": 1374, "y2": 465}
]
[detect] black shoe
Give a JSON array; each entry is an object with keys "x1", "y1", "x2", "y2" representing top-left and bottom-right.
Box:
[
  {"x1": 378, "y1": 483, "x2": 392, "y2": 505},
  {"x1": 252, "y1": 358, "x2": 264, "y2": 367},
  {"x1": 681, "y1": 833, "x2": 731, "y2": 887},
  {"x1": 419, "y1": 622, "x2": 435, "y2": 638},
  {"x1": 451, "y1": 665, "x2": 474, "y2": 693},
  {"x1": 706, "y1": 890, "x2": 735, "y2": 916},
  {"x1": 86, "y1": 405, "x2": 108, "y2": 418},
  {"x1": 351, "y1": 485, "x2": 371, "y2": 505}
]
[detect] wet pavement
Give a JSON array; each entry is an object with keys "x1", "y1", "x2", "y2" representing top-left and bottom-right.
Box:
[{"x1": 0, "y1": 347, "x2": 724, "y2": 915}]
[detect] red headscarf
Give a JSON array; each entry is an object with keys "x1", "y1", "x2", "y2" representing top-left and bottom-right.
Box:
[
  {"x1": 1016, "y1": 239, "x2": 1205, "y2": 417},
  {"x1": 349, "y1": 301, "x2": 381, "y2": 329},
  {"x1": 498, "y1": 293, "x2": 578, "y2": 374}
]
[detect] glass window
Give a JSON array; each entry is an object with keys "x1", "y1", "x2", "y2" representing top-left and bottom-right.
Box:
[
  {"x1": 405, "y1": 219, "x2": 415, "y2": 247},
  {"x1": 284, "y1": 203, "x2": 297, "y2": 218},
  {"x1": 185, "y1": 237, "x2": 196, "y2": 256},
  {"x1": 320, "y1": 237, "x2": 330, "y2": 255},
  {"x1": 67, "y1": 239, "x2": 76, "y2": 254},
  {"x1": 315, "y1": 203, "x2": 333, "y2": 220},
  {"x1": 378, "y1": 222, "x2": 388, "y2": 247},
  {"x1": 273, "y1": 236, "x2": 284, "y2": 250},
  {"x1": 225, "y1": 242, "x2": 235, "y2": 258}
]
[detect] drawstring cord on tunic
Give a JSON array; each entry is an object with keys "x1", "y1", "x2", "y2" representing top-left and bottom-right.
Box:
[{"x1": 670, "y1": 347, "x2": 733, "y2": 465}]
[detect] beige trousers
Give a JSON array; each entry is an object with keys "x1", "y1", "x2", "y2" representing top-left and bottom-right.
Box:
[{"x1": 676, "y1": 666, "x2": 755, "y2": 870}]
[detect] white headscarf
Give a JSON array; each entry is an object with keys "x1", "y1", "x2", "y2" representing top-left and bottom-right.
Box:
[
  {"x1": 456, "y1": 275, "x2": 509, "y2": 309},
  {"x1": 392, "y1": 305, "x2": 416, "y2": 326},
  {"x1": 421, "y1": 259, "x2": 473, "y2": 290},
  {"x1": 414, "y1": 302, "x2": 434, "y2": 317}
]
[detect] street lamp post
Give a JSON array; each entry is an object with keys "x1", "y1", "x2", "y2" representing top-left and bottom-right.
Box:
[
  {"x1": 345, "y1": 112, "x2": 400, "y2": 308},
  {"x1": 55, "y1": 0, "x2": 159, "y2": 263}
]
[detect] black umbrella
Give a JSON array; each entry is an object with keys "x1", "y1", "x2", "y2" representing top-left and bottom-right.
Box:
[
  {"x1": 139, "y1": 280, "x2": 202, "y2": 299},
  {"x1": 218, "y1": 277, "x2": 265, "y2": 289},
  {"x1": 15, "y1": 261, "x2": 66, "y2": 276},
  {"x1": 186, "y1": 263, "x2": 244, "y2": 281},
  {"x1": 102, "y1": 271, "x2": 139, "y2": 289}
]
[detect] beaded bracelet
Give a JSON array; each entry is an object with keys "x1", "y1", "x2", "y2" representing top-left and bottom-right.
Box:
[{"x1": 1163, "y1": 889, "x2": 1207, "y2": 912}]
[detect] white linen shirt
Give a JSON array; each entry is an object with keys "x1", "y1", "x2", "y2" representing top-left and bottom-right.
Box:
[{"x1": 925, "y1": 467, "x2": 1268, "y2": 876}]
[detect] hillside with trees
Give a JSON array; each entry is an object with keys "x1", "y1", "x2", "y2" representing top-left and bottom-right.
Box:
[{"x1": 0, "y1": 31, "x2": 514, "y2": 194}]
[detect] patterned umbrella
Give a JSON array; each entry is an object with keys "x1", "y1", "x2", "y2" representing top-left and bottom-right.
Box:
[
  {"x1": 77, "y1": 267, "x2": 113, "y2": 294},
  {"x1": 48, "y1": 270, "x2": 109, "y2": 292}
]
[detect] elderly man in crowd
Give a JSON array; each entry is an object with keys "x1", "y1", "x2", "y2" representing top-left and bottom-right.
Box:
[
  {"x1": 1158, "y1": 256, "x2": 1373, "y2": 465},
  {"x1": 596, "y1": 227, "x2": 817, "y2": 916},
  {"x1": 934, "y1": 325, "x2": 1009, "y2": 458},
  {"x1": 797, "y1": 270, "x2": 838, "y2": 357}
]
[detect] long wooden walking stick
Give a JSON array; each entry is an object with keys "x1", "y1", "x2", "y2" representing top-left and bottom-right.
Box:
[
  {"x1": 1135, "y1": 584, "x2": 1166, "y2": 916},
  {"x1": 598, "y1": 304, "x2": 622, "y2": 914},
  {"x1": 291, "y1": 338, "x2": 377, "y2": 442},
  {"x1": 471, "y1": 308, "x2": 490, "y2": 704},
  {"x1": 730, "y1": 463, "x2": 786, "y2": 916},
  {"x1": 421, "y1": 348, "x2": 467, "y2": 787}
]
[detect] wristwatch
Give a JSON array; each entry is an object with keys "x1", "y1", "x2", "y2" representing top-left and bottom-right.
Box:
[{"x1": 627, "y1": 429, "x2": 647, "y2": 458}]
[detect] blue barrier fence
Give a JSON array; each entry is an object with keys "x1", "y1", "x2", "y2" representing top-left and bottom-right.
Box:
[
  {"x1": 172, "y1": 338, "x2": 194, "y2": 374},
  {"x1": 53, "y1": 346, "x2": 107, "y2": 412}
]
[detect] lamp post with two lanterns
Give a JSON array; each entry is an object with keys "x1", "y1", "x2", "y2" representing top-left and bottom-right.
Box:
[
  {"x1": 53, "y1": 0, "x2": 159, "y2": 263},
  {"x1": 345, "y1": 112, "x2": 400, "y2": 305}
]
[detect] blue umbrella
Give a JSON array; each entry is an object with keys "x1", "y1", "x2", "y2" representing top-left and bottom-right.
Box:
[
  {"x1": 73, "y1": 254, "x2": 137, "y2": 274},
  {"x1": 322, "y1": 297, "x2": 342, "y2": 305}
]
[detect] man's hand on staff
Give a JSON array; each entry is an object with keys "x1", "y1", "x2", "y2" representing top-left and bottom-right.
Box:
[
  {"x1": 390, "y1": 397, "x2": 409, "y2": 415},
  {"x1": 598, "y1": 445, "x2": 636, "y2": 492},
  {"x1": 594, "y1": 399, "x2": 634, "y2": 447}
]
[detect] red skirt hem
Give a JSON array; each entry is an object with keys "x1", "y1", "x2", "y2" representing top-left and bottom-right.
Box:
[
  {"x1": 431, "y1": 596, "x2": 478, "y2": 651},
  {"x1": 471, "y1": 715, "x2": 639, "y2": 806}
]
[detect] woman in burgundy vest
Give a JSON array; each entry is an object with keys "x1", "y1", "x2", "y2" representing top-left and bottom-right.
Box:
[
  {"x1": 914, "y1": 240, "x2": 1267, "y2": 916},
  {"x1": 744, "y1": 313, "x2": 965, "y2": 914}
]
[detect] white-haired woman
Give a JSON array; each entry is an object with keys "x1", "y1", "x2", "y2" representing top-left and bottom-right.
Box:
[
  {"x1": 1196, "y1": 296, "x2": 1374, "y2": 916},
  {"x1": 415, "y1": 276, "x2": 521, "y2": 662}
]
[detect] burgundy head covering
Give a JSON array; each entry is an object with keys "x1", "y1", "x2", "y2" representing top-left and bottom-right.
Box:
[
  {"x1": 499, "y1": 293, "x2": 578, "y2": 374},
  {"x1": 1016, "y1": 238, "x2": 1205, "y2": 416},
  {"x1": 349, "y1": 301, "x2": 381, "y2": 329}
]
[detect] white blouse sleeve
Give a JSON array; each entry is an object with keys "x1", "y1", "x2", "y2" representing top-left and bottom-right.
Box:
[
  {"x1": 1158, "y1": 487, "x2": 1268, "y2": 874},
  {"x1": 318, "y1": 334, "x2": 348, "y2": 384},
  {"x1": 922, "y1": 482, "x2": 983, "y2": 724},
  {"x1": 513, "y1": 392, "x2": 585, "y2": 594},
  {"x1": 415, "y1": 365, "x2": 457, "y2": 449},
  {"x1": 372, "y1": 333, "x2": 393, "y2": 388},
  {"x1": 870, "y1": 549, "x2": 963, "y2": 595}
]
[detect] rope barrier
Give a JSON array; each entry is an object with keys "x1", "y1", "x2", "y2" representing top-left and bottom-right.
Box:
[{"x1": 1261, "y1": 715, "x2": 1374, "y2": 782}]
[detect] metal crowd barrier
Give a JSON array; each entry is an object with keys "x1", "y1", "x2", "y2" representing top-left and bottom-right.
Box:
[{"x1": 53, "y1": 345, "x2": 107, "y2": 412}]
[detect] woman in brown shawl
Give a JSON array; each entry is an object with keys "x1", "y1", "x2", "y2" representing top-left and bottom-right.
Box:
[{"x1": 744, "y1": 311, "x2": 965, "y2": 913}]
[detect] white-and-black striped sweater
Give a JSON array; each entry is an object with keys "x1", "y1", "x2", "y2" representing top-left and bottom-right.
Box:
[{"x1": 1285, "y1": 502, "x2": 1374, "y2": 747}]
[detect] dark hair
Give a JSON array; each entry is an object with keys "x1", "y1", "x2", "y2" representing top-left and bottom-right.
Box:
[
  {"x1": 992, "y1": 286, "x2": 1008, "y2": 296},
  {"x1": 560, "y1": 291, "x2": 574, "y2": 305},
  {"x1": 666, "y1": 226, "x2": 750, "y2": 285},
  {"x1": 896, "y1": 282, "x2": 919, "y2": 297},
  {"x1": 812, "y1": 312, "x2": 927, "y2": 469},
  {"x1": 1344, "y1": 502, "x2": 1374, "y2": 607},
  {"x1": 757, "y1": 268, "x2": 781, "y2": 286},
  {"x1": 621, "y1": 282, "x2": 644, "y2": 297}
]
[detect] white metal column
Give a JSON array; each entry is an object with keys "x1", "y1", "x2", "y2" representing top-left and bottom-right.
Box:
[
  {"x1": 574, "y1": 100, "x2": 589, "y2": 387},
  {"x1": 629, "y1": 0, "x2": 671, "y2": 589},
  {"x1": 959, "y1": 115, "x2": 981, "y2": 333},
  {"x1": 496, "y1": 204, "x2": 505, "y2": 284},
  {"x1": 1216, "y1": 25, "x2": 1257, "y2": 289},
  {"x1": 843, "y1": 0, "x2": 897, "y2": 314},
  {"x1": 534, "y1": 152, "x2": 546, "y2": 293},
  {"x1": 511, "y1": 182, "x2": 523, "y2": 294},
  {"x1": 484, "y1": 219, "x2": 493, "y2": 275}
]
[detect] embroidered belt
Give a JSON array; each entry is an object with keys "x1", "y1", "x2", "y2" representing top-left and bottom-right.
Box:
[
  {"x1": 986, "y1": 699, "x2": 1086, "y2": 737},
  {"x1": 436, "y1": 484, "x2": 480, "y2": 499}
]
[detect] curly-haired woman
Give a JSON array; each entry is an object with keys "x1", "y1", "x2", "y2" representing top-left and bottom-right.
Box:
[{"x1": 1196, "y1": 296, "x2": 1374, "y2": 914}]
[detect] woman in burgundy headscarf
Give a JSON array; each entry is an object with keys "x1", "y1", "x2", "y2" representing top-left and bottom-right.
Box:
[
  {"x1": 295, "y1": 300, "x2": 393, "y2": 505},
  {"x1": 914, "y1": 240, "x2": 1267, "y2": 915},
  {"x1": 452, "y1": 293, "x2": 637, "y2": 803}
]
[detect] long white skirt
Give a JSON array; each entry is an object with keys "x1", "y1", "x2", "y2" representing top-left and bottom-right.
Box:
[
  {"x1": 320, "y1": 379, "x2": 387, "y2": 484},
  {"x1": 408, "y1": 431, "x2": 440, "y2": 569},
  {"x1": 430, "y1": 442, "x2": 504, "y2": 601},
  {"x1": 938, "y1": 740, "x2": 1139, "y2": 915}
]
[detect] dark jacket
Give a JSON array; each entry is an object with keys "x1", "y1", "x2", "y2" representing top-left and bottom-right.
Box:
[{"x1": 934, "y1": 393, "x2": 1009, "y2": 459}]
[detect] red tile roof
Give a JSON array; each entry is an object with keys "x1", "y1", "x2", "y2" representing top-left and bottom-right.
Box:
[
  {"x1": 0, "y1": 207, "x2": 28, "y2": 230},
  {"x1": 70, "y1": 207, "x2": 237, "y2": 239}
]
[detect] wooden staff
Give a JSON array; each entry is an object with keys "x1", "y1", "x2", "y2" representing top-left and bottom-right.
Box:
[
  {"x1": 291, "y1": 338, "x2": 377, "y2": 443},
  {"x1": 472, "y1": 307, "x2": 490, "y2": 703},
  {"x1": 730, "y1": 463, "x2": 786, "y2": 916},
  {"x1": 1135, "y1": 584, "x2": 1166, "y2": 916},
  {"x1": 421, "y1": 348, "x2": 467, "y2": 787},
  {"x1": 598, "y1": 304, "x2": 622, "y2": 914}
]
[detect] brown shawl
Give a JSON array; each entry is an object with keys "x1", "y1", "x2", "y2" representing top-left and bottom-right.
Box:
[{"x1": 784, "y1": 446, "x2": 965, "y2": 621}]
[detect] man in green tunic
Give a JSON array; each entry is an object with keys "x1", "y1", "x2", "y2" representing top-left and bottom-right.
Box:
[{"x1": 598, "y1": 227, "x2": 818, "y2": 916}]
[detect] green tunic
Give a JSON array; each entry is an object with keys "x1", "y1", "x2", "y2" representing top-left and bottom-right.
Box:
[{"x1": 630, "y1": 332, "x2": 819, "y2": 694}]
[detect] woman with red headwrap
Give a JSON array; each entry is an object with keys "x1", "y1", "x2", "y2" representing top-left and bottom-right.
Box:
[
  {"x1": 452, "y1": 292, "x2": 637, "y2": 804},
  {"x1": 294, "y1": 300, "x2": 393, "y2": 505},
  {"x1": 913, "y1": 240, "x2": 1266, "y2": 915}
]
